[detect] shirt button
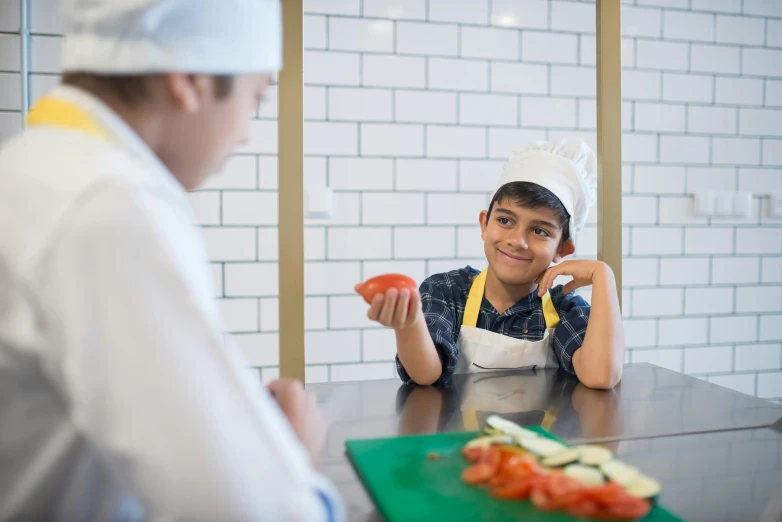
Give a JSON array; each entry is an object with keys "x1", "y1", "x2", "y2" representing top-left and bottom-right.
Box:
[{"x1": 522, "y1": 329, "x2": 529, "y2": 334}]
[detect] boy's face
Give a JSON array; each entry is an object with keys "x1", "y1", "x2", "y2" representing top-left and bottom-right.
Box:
[
  {"x1": 479, "y1": 197, "x2": 575, "y2": 287},
  {"x1": 159, "y1": 73, "x2": 273, "y2": 190}
]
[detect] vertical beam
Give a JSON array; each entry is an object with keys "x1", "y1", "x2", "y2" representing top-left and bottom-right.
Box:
[
  {"x1": 21, "y1": 0, "x2": 30, "y2": 125},
  {"x1": 596, "y1": 0, "x2": 623, "y2": 307},
  {"x1": 278, "y1": 0, "x2": 305, "y2": 382}
]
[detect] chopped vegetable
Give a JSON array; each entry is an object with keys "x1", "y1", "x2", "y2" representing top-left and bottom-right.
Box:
[
  {"x1": 520, "y1": 437, "x2": 568, "y2": 457},
  {"x1": 625, "y1": 474, "x2": 662, "y2": 499},
  {"x1": 464, "y1": 434, "x2": 513, "y2": 450},
  {"x1": 540, "y1": 448, "x2": 580, "y2": 468},
  {"x1": 460, "y1": 418, "x2": 655, "y2": 521},
  {"x1": 486, "y1": 415, "x2": 539, "y2": 440},
  {"x1": 564, "y1": 464, "x2": 606, "y2": 487},
  {"x1": 574, "y1": 444, "x2": 614, "y2": 466},
  {"x1": 600, "y1": 459, "x2": 640, "y2": 487},
  {"x1": 427, "y1": 452, "x2": 440, "y2": 461}
]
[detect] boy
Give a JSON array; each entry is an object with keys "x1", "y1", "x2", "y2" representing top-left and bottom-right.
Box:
[
  {"x1": 0, "y1": 1, "x2": 342, "y2": 520},
  {"x1": 360, "y1": 138, "x2": 624, "y2": 390}
]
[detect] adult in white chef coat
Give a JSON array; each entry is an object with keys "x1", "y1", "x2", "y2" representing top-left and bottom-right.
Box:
[{"x1": 0, "y1": 1, "x2": 343, "y2": 521}]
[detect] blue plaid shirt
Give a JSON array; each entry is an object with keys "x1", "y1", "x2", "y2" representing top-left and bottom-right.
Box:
[{"x1": 396, "y1": 266, "x2": 591, "y2": 386}]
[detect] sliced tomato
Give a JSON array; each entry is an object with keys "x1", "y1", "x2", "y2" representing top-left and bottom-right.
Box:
[
  {"x1": 461, "y1": 463, "x2": 496, "y2": 485},
  {"x1": 604, "y1": 497, "x2": 651, "y2": 520},
  {"x1": 546, "y1": 472, "x2": 587, "y2": 506},
  {"x1": 565, "y1": 498, "x2": 600, "y2": 519},
  {"x1": 530, "y1": 482, "x2": 559, "y2": 511},
  {"x1": 587, "y1": 481, "x2": 629, "y2": 505},
  {"x1": 462, "y1": 446, "x2": 485, "y2": 462}
]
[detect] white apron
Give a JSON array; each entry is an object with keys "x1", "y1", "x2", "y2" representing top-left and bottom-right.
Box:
[{"x1": 455, "y1": 270, "x2": 561, "y2": 429}]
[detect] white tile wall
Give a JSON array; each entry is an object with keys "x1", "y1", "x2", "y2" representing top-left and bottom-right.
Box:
[{"x1": 3, "y1": 1, "x2": 780, "y2": 397}]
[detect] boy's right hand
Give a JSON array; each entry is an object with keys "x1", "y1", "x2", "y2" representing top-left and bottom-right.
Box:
[{"x1": 354, "y1": 284, "x2": 423, "y2": 330}]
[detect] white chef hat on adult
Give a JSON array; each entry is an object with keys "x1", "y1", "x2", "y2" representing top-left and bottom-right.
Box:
[
  {"x1": 493, "y1": 137, "x2": 597, "y2": 239},
  {"x1": 60, "y1": 0, "x2": 281, "y2": 74}
]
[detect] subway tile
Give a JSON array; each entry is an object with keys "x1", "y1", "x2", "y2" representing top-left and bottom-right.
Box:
[
  {"x1": 394, "y1": 227, "x2": 456, "y2": 258},
  {"x1": 685, "y1": 287, "x2": 734, "y2": 315},
  {"x1": 712, "y1": 257, "x2": 760, "y2": 284},
  {"x1": 711, "y1": 315, "x2": 758, "y2": 344},
  {"x1": 224, "y1": 263, "x2": 279, "y2": 297},
  {"x1": 736, "y1": 286, "x2": 782, "y2": 313},
  {"x1": 735, "y1": 343, "x2": 782, "y2": 372},
  {"x1": 461, "y1": 26, "x2": 519, "y2": 60},
  {"x1": 657, "y1": 317, "x2": 709, "y2": 346},
  {"x1": 429, "y1": 0, "x2": 489, "y2": 24},
  {"x1": 427, "y1": 193, "x2": 487, "y2": 224},
  {"x1": 328, "y1": 157, "x2": 394, "y2": 191},
  {"x1": 396, "y1": 21, "x2": 459, "y2": 56},
  {"x1": 660, "y1": 257, "x2": 710, "y2": 285},
  {"x1": 428, "y1": 57, "x2": 488, "y2": 91},
  {"x1": 328, "y1": 227, "x2": 392, "y2": 259},
  {"x1": 684, "y1": 346, "x2": 733, "y2": 374},
  {"x1": 363, "y1": 54, "x2": 426, "y2": 88},
  {"x1": 491, "y1": 62, "x2": 547, "y2": 95},
  {"x1": 362, "y1": 193, "x2": 425, "y2": 225},
  {"x1": 396, "y1": 159, "x2": 458, "y2": 191},
  {"x1": 329, "y1": 18, "x2": 393, "y2": 53},
  {"x1": 361, "y1": 123, "x2": 424, "y2": 157}
]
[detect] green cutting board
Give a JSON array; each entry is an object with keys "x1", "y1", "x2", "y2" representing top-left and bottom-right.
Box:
[{"x1": 346, "y1": 427, "x2": 684, "y2": 522}]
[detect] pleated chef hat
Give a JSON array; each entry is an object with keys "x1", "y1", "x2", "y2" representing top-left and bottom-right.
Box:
[
  {"x1": 493, "y1": 137, "x2": 597, "y2": 239},
  {"x1": 61, "y1": 0, "x2": 281, "y2": 74}
]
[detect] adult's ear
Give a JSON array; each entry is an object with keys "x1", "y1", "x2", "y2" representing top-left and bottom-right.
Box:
[{"x1": 166, "y1": 73, "x2": 207, "y2": 113}]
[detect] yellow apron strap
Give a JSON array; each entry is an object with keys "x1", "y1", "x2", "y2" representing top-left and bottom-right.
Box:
[
  {"x1": 27, "y1": 96, "x2": 112, "y2": 142},
  {"x1": 542, "y1": 292, "x2": 560, "y2": 329},
  {"x1": 461, "y1": 409, "x2": 480, "y2": 431},
  {"x1": 541, "y1": 410, "x2": 557, "y2": 430},
  {"x1": 462, "y1": 270, "x2": 487, "y2": 328}
]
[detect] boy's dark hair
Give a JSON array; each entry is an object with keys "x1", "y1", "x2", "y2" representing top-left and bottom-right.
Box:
[
  {"x1": 61, "y1": 74, "x2": 235, "y2": 107},
  {"x1": 486, "y1": 181, "x2": 571, "y2": 244}
]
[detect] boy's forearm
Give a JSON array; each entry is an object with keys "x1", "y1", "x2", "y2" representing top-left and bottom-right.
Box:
[
  {"x1": 573, "y1": 265, "x2": 625, "y2": 389},
  {"x1": 395, "y1": 317, "x2": 443, "y2": 386}
]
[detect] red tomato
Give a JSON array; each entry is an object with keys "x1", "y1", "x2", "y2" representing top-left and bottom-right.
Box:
[
  {"x1": 565, "y1": 498, "x2": 600, "y2": 519},
  {"x1": 604, "y1": 497, "x2": 651, "y2": 520},
  {"x1": 461, "y1": 463, "x2": 496, "y2": 485},
  {"x1": 461, "y1": 446, "x2": 485, "y2": 462},
  {"x1": 546, "y1": 473, "x2": 587, "y2": 506},
  {"x1": 359, "y1": 274, "x2": 417, "y2": 305}
]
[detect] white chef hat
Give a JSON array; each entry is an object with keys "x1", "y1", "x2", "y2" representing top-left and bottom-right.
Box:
[
  {"x1": 61, "y1": 0, "x2": 281, "y2": 74},
  {"x1": 493, "y1": 137, "x2": 597, "y2": 239}
]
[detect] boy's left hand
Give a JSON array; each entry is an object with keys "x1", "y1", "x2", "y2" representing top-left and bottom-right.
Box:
[{"x1": 535, "y1": 260, "x2": 613, "y2": 297}]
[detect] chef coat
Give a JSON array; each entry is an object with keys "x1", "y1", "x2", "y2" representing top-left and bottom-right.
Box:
[{"x1": 0, "y1": 85, "x2": 343, "y2": 522}]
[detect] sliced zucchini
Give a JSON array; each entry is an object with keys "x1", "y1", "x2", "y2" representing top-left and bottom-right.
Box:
[
  {"x1": 520, "y1": 437, "x2": 568, "y2": 457},
  {"x1": 564, "y1": 464, "x2": 606, "y2": 487},
  {"x1": 465, "y1": 434, "x2": 513, "y2": 450},
  {"x1": 625, "y1": 474, "x2": 661, "y2": 499},
  {"x1": 485, "y1": 415, "x2": 539, "y2": 440},
  {"x1": 599, "y1": 459, "x2": 639, "y2": 487},
  {"x1": 574, "y1": 445, "x2": 614, "y2": 466},
  {"x1": 540, "y1": 448, "x2": 581, "y2": 468}
]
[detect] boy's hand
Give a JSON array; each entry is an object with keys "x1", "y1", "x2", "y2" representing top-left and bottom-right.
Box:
[
  {"x1": 354, "y1": 284, "x2": 423, "y2": 330},
  {"x1": 535, "y1": 260, "x2": 613, "y2": 297}
]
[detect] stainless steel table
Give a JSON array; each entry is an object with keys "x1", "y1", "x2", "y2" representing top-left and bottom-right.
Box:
[{"x1": 310, "y1": 363, "x2": 782, "y2": 521}]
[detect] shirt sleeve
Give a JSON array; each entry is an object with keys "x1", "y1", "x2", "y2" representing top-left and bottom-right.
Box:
[
  {"x1": 52, "y1": 183, "x2": 344, "y2": 522},
  {"x1": 395, "y1": 273, "x2": 462, "y2": 386},
  {"x1": 549, "y1": 286, "x2": 591, "y2": 375}
]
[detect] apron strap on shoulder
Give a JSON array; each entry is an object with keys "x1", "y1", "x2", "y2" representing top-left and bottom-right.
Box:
[
  {"x1": 463, "y1": 270, "x2": 487, "y2": 328},
  {"x1": 541, "y1": 292, "x2": 560, "y2": 329}
]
